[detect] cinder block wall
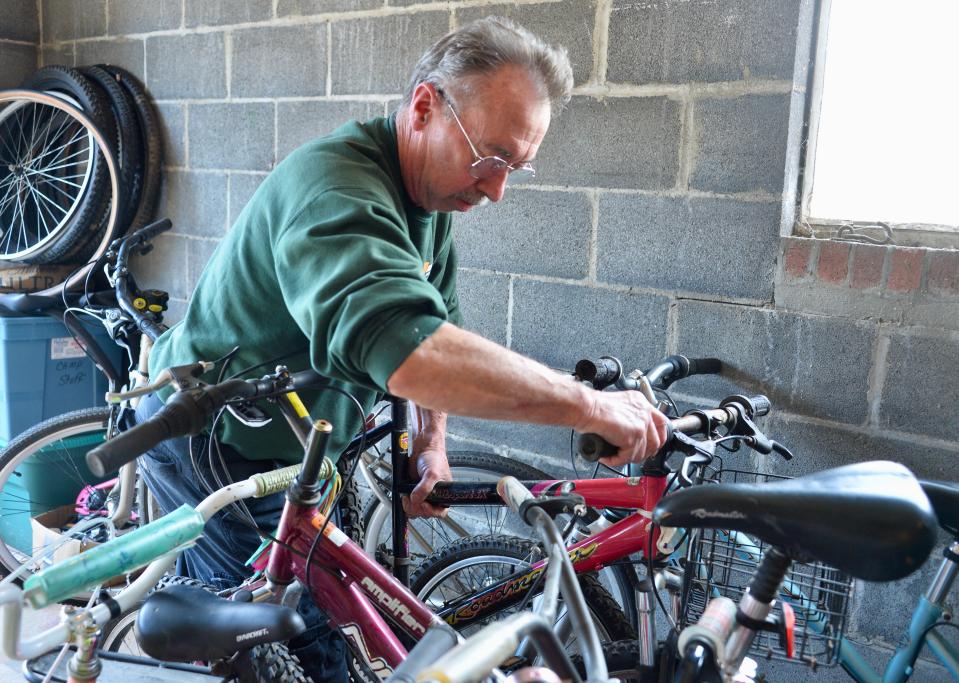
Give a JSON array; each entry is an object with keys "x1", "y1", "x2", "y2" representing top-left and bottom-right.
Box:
[
  {"x1": 28, "y1": 0, "x2": 959, "y2": 678},
  {"x1": 0, "y1": 3, "x2": 38, "y2": 87}
]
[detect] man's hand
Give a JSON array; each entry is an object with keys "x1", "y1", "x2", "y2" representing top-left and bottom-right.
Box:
[
  {"x1": 577, "y1": 390, "x2": 671, "y2": 468},
  {"x1": 403, "y1": 445, "x2": 452, "y2": 518}
]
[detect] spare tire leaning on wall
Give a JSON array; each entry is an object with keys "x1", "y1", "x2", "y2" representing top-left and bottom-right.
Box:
[{"x1": 0, "y1": 64, "x2": 163, "y2": 269}]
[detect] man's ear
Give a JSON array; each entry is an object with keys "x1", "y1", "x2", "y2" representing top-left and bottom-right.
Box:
[{"x1": 409, "y1": 82, "x2": 439, "y2": 131}]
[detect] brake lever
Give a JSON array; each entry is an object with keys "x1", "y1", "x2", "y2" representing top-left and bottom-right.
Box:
[
  {"x1": 771, "y1": 440, "x2": 794, "y2": 461},
  {"x1": 672, "y1": 431, "x2": 717, "y2": 486}
]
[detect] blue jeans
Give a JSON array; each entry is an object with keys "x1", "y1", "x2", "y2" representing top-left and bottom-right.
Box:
[{"x1": 135, "y1": 393, "x2": 348, "y2": 683}]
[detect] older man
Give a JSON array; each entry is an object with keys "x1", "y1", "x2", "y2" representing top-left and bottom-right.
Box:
[{"x1": 138, "y1": 16, "x2": 668, "y2": 680}]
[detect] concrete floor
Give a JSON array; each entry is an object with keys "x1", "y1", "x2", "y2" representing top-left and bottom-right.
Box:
[{"x1": 1, "y1": 604, "x2": 60, "y2": 682}]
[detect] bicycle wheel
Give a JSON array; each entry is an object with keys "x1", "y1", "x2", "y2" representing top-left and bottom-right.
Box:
[
  {"x1": 0, "y1": 90, "x2": 119, "y2": 295},
  {"x1": 0, "y1": 407, "x2": 124, "y2": 596},
  {"x1": 362, "y1": 450, "x2": 640, "y2": 626},
  {"x1": 235, "y1": 642, "x2": 310, "y2": 683},
  {"x1": 411, "y1": 534, "x2": 635, "y2": 656},
  {"x1": 335, "y1": 452, "x2": 365, "y2": 544}
]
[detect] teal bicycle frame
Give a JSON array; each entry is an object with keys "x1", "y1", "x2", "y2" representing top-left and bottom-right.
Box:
[
  {"x1": 722, "y1": 532, "x2": 959, "y2": 681},
  {"x1": 836, "y1": 539, "x2": 959, "y2": 683}
]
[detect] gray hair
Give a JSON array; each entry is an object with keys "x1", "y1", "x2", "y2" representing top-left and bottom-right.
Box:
[{"x1": 403, "y1": 16, "x2": 574, "y2": 114}]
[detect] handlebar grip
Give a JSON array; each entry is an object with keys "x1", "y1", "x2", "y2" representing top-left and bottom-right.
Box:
[
  {"x1": 576, "y1": 433, "x2": 618, "y2": 462},
  {"x1": 129, "y1": 217, "x2": 172, "y2": 243},
  {"x1": 496, "y1": 476, "x2": 534, "y2": 515},
  {"x1": 574, "y1": 356, "x2": 623, "y2": 389},
  {"x1": 86, "y1": 395, "x2": 201, "y2": 477},
  {"x1": 137, "y1": 316, "x2": 166, "y2": 343},
  {"x1": 686, "y1": 357, "x2": 722, "y2": 375},
  {"x1": 750, "y1": 395, "x2": 771, "y2": 417},
  {"x1": 86, "y1": 416, "x2": 170, "y2": 477}
]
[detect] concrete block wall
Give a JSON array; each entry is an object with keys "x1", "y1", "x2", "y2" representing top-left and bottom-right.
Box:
[
  {"x1": 0, "y1": 3, "x2": 39, "y2": 88},
  {"x1": 33, "y1": 0, "x2": 959, "y2": 677}
]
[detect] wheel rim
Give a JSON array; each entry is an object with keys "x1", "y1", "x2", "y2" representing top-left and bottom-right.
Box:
[
  {"x1": 0, "y1": 92, "x2": 96, "y2": 261},
  {"x1": 0, "y1": 414, "x2": 125, "y2": 600},
  {"x1": 415, "y1": 551, "x2": 615, "y2": 650},
  {"x1": 99, "y1": 609, "x2": 145, "y2": 656},
  {"x1": 0, "y1": 90, "x2": 118, "y2": 295}
]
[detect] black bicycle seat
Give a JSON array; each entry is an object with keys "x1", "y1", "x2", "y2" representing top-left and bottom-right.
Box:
[
  {"x1": 0, "y1": 291, "x2": 64, "y2": 316},
  {"x1": 135, "y1": 585, "x2": 306, "y2": 662},
  {"x1": 921, "y1": 480, "x2": 959, "y2": 536},
  {"x1": 652, "y1": 461, "x2": 936, "y2": 582}
]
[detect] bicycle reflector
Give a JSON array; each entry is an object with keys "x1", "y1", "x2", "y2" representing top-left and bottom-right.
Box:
[{"x1": 780, "y1": 602, "x2": 796, "y2": 659}]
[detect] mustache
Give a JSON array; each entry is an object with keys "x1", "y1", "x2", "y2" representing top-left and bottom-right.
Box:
[{"x1": 460, "y1": 194, "x2": 490, "y2": 208}]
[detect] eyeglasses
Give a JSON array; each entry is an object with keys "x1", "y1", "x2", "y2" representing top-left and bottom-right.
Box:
[{"x1": 440, "y1": 93, "x2": 536, "y2": 184}]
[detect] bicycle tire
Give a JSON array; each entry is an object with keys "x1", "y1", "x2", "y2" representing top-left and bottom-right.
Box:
[
  {"x1": 335, "y1": 452, "x2": 365, "y2": 544},
  {"x1": 0, "y1": 89, "x2": 120, "y2": 297},
  {"x1": 60, "y1": 65, "x2": 142, "y2": 264},
  {"x1": 236, "y1": 642, "x2": 310, "y2": 683},
  {"x1": 569, "y1": 639, "x2": 662, "y2": 683},
  {"x1": 18, "y1": 66, "x2": 117, "y2": 264},
  {"x1": 410, "y1": 533, "x2": 636, "y2": 651},
  {"x1": 0, "y1": 406, "x2": 124, "y2": 601},
  {"x1": 99, "y1": 64, "x2": 162, "y2": 236},
  {"x1": 362, "y1": 449, "x2": 639, "y2": 627}
]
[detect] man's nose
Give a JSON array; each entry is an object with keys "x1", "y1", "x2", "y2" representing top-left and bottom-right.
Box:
[{"x1": 476, "y1": 171, "x2": 509, "y2": 203}]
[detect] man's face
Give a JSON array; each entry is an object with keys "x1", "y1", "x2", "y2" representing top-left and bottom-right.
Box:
[{"x1": 416, "y1": 67, "x2": 551, "y2": 213}]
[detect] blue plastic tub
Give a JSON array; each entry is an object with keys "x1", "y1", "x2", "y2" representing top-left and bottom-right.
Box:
[{"x1": 0, "y1": 315, "x2": 122, "y2": 443}]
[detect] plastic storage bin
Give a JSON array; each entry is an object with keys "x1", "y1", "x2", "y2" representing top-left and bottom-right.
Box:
[
  {"x1": 0, "y1": 315, "x2": 121, "y2": 443},
  {"x1": 0, "y1": 315, "x2": 120, "y2": 558}
]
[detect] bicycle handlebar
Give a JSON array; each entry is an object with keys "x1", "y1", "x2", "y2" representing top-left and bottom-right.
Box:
[
  {"x1": 576, "y1": 394, "x2": 772, "y2": 463},
  {"x1": 645, "y1": 354, "x2": 722, "y2": 390},
  {"x1": 86, "y1": 367, "x2": 327, "y2": 476},
  {"x1": 575, "y1": 354, "x2": 722, "y2": 391},
  {"x1": 112, "y1": 218, "x2": 172, "y2": 342}
]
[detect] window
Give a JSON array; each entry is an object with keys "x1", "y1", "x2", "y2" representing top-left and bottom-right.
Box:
[{"x1": 801, "y1": 0, "x2": 959, "y2": 246}]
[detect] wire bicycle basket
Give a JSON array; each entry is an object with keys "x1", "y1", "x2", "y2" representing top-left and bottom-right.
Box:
[{"x1": 679, "y1": 467, "x2": 854, "y2": 668}]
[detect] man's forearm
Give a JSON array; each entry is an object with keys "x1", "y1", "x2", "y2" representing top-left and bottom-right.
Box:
[{"x1": 388, "y1": 323, "x2": 595, "y2": 431}]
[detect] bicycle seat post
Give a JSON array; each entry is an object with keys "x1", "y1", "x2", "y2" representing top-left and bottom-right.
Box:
[{"x1": 389, "y1": 395, "x2": 411, "y2": 587}]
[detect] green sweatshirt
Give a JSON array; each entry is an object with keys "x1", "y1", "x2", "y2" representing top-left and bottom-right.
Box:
[{"x1": 150, "y1": 115, "x2": 461, "y2": 463}]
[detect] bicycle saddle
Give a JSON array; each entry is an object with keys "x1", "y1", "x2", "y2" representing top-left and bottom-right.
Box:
[
  {"x1": 652, "y1": 461, "x2": 936, "y2": 582},
  {"x1": 921, "y1": 480, "x2": 959, "y2": 536},
  {"x1": 135, "y1": 585, "x2": 306, "y2": 662}
]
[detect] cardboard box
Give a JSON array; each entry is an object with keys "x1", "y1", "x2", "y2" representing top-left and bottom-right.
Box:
[
  {"x1": 30, "y1": 505, "x2": 98, "y2": 565},
  {"x1": 0, "y1": 264, "x2": 76, "y2": 293}
]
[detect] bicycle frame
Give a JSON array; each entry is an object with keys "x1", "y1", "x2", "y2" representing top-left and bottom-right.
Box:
[
  {"x1": 245, "y1": 471, "x2": 671, "y2": 677},
  {"x1": 836, "y1": 539, "x2": 959, "y2": 682}
]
